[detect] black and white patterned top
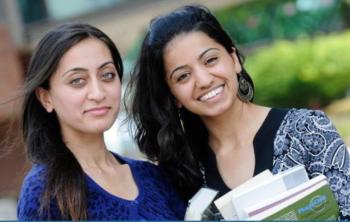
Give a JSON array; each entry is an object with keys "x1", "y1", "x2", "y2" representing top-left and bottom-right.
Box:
[{"x1": 202, "y1": 108, "x2": 350, "y2": 220}]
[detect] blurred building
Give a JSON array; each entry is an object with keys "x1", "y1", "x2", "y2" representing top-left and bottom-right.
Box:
[{"x1": 0, "y1": 0, "x2": 241, "y2": 219}]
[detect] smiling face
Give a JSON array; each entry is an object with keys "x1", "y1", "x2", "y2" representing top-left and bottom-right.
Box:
[
  {"x1": 36, "y1": 38, "x2": 121, "y2": 137},
  {"x1": 164, "y1": 31, "x2": 242, "y2": 118}
]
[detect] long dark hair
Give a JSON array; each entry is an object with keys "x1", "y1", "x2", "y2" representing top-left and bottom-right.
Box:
[
  {"x1": 127, "y1": 5, "x2": 254, "y2": 199},
  {"x1": 22, "y1": 23, "x2": 123, "y2": 219}
]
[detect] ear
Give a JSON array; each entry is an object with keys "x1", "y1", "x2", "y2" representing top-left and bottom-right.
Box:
[
  {"x1": 171, "y1": 94, "x2": 183, "y2": 108},
  {"x1": 230, "y1": 47, "x2": 242, "y2": 74},
  {"x1": 35, "y1": 87, "x2": 54, "y2": 113},
  {"x1": 175, "y1": 100, "x2": 183, "y2": 109}
]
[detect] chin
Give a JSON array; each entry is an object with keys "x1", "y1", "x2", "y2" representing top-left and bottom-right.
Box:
[
  {"x1": 203, "y1": 103, "x2": 232, "y2": 116},
  {"x1": 86, "y1": 121, "x2": 115, "y2": 134},
  {"x1": 84, "y1": 127, "x2": 109, "y2": 135}
]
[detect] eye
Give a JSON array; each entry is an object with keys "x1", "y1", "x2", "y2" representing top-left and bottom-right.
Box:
[
  {"x1": 101, "y1": 72, "x2": 116, "y2": 81},
  {"x1": 205, "y1": 57, "x2": 218, "y2": 65},
  {"x1": 176, "y1": 73, "x2": 190, "y2": 82},
  {"x1": 70, "y1": 78, "x2": 86, "y2": 87}
]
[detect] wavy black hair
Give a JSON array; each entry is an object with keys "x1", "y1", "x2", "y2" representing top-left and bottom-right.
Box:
[
  {"x1": 22, "y1": 23, "x2": 123, "y2": 219},
  {"x1": 127, "y1": 5, "x2": 253, "y2": 199}
]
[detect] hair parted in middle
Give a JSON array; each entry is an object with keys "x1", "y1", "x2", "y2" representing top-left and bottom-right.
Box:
[
  {"x1": 127, "y1": 5, "x2": 254, "y2": 199},
  {"x1": 22, "y1": 23, "x2": 123, "y2": 219}
]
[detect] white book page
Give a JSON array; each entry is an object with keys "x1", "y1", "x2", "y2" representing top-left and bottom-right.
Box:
[
  {"x1": 214, "y1": 170, "x2": 273, "y2": 220},
  {"x1": 231, "y1": 175, "x2": 287, "y2": 219}
]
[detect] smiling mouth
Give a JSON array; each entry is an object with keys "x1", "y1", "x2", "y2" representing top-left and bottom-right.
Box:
[{"x1": 198, "y1": 85, "x2": 224, "y2": 101}]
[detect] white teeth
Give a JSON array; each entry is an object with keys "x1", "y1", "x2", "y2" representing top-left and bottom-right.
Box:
[{"x1": 199, "y1": 86, "x2": 224, "y2": 101}]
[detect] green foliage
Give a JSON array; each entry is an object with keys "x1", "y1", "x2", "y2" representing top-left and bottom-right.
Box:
[
  {"x1": 215, "y1": 0, "x2": 344, "y2": 45},
  {"x1": 245, "y1": 31, "x2": 350, "y2": 108}
]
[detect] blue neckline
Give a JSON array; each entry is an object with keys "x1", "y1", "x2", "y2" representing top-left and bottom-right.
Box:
[{"x1": 83, "y1": 152, "x2": 145, "y2": 204}]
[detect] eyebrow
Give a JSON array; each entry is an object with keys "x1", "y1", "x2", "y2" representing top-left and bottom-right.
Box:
[
  {"x1": 198, "y1": 48, "x2": 219, "y2": 60},
  {"x1": 169, "y1": 48, "x2": 219, "y2": 79},
  {"x1": 62, "y1": 61, "x2": 115, "y2": 77}
]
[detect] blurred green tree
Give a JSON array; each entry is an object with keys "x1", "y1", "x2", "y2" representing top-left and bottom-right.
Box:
[
  {"x1": 215, "y1": 0, "x2": 345, "y2": 46},
  {"x1": 246, "y1": 31, "x2": 350, "y2": 108}
]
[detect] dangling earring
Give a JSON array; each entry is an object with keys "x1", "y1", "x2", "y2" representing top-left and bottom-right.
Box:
[
  {"x1": 178, "y1": 108, "x2": 185, "y2": 133},
  {"x1": 46, "y1": 107, "x2": 53, "y2": 113},
  {"x1": 237, "y1": 73, "x2": 253, "y2": 102}
]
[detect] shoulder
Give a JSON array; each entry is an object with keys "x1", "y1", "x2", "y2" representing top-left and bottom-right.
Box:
[
  {"x1": 277, "y1": 108, "x2": 337, "y2": 137},
  {"x1": 19, "y1": 164, "x2": 46, "y2": 195},
  {"x1": 273, "y1": 108, "x2": 342, "y2": 168},
  {"x1": 276, "y1": 107, "x2": 339, "y2": 142},
  {"x1": 274, "y1": 108, "x2": 348, "y2": 170},
  {"x1": 283, "y1": 108, "x2": 330, "y2": 126},
  {"x1": 17, "y1": 164, "x2": 47, "y2": 220}
]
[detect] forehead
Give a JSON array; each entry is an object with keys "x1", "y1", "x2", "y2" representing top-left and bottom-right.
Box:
[
  {"x1": 48, "y1": 38, "x2": 114, "y2": 83},
  {"x1": 60, "y1": 38, "x2": 111, "y2": 63},
  {"x1": 163, "y1": 31, "x2": 225, "y2": 72},
  {"x1": 54, "y1": 38, "x2": 113, "y2": 73},
  {"x1": 164, "y1": 31, "x2": 220, "y2": 54}
]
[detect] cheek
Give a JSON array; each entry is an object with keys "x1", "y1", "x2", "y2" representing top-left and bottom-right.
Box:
[
  {"x1": 50, "y1": 89, "x2": 85, "y2": 117},
  {"x1": 105, "y1": 83, "x2": 122, "y2": 114},
  {"x1": 55, "y1": 95, "x2": 83, "y2": 115},
  {"x1": 170, "y1": 85, "x2": 191, "y2": 103},
  {"x1": 108, "y1": 83, "x2": 121, "y2": 101},
  {"x1": 52, "y1": 89, "x2": 81, "y2": 107},
  {"x1": 217, "y1": 60, "x2": 236, "y2": 75}
]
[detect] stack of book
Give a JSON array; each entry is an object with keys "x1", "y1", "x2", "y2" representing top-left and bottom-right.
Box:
[{"x1": 184, "y1": 165, "x2": 339, "y2": 221}]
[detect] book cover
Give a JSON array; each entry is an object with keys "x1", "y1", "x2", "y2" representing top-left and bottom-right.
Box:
[
  {"x1": 185, "y1": 165, "x2": 339, "y2": 221},
  {"x1": 247, "y1": 176, "x2": 339, "y2": 220}
]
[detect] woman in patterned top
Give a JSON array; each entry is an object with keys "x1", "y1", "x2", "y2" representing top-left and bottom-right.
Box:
[
  {"x1": 127, "y1": 5, "x2": 350, "y2": 220},
  {"x1": 17, "y1": 23, "x2": 186, "y2": 220}
]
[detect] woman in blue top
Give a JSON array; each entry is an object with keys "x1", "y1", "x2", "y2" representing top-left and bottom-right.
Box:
[
  {"x1": 17, "y1": 23, "x2": 186, "y2": 220},
  {"x1": 127, "y1": 5, "x2": 350, "y2": 220}
]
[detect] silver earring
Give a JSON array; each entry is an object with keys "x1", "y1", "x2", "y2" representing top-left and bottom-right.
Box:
[
  {"x1": 178, "y1": 109, "x2": 185, "y2": 133},
  {"x1": 237, "y1": 73, "x2": 253, "y2": 102}
]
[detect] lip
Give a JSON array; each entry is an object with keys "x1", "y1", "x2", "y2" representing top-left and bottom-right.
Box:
[
  {"x1": 84, "y1": 106, "x2": 111, "y2": 116},
  {"x1": 197, "y1": 84, "x2": 225, "y2": 101}
]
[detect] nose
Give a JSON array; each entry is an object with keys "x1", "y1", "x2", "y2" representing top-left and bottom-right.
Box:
[
  {"x1": 87, "y1": 79, "x2": 106, "y2": 102},
  {"x1": 194, "y1": 67, "x2": 214, "y2": 89}
]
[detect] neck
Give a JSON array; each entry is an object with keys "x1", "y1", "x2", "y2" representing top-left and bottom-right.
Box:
[
  {"x1": 62, "y1": 130, "x2": 117, "y2": 169},
  {"x1": 201, "y1": 101, "x2": 267, "y2": 154}
]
